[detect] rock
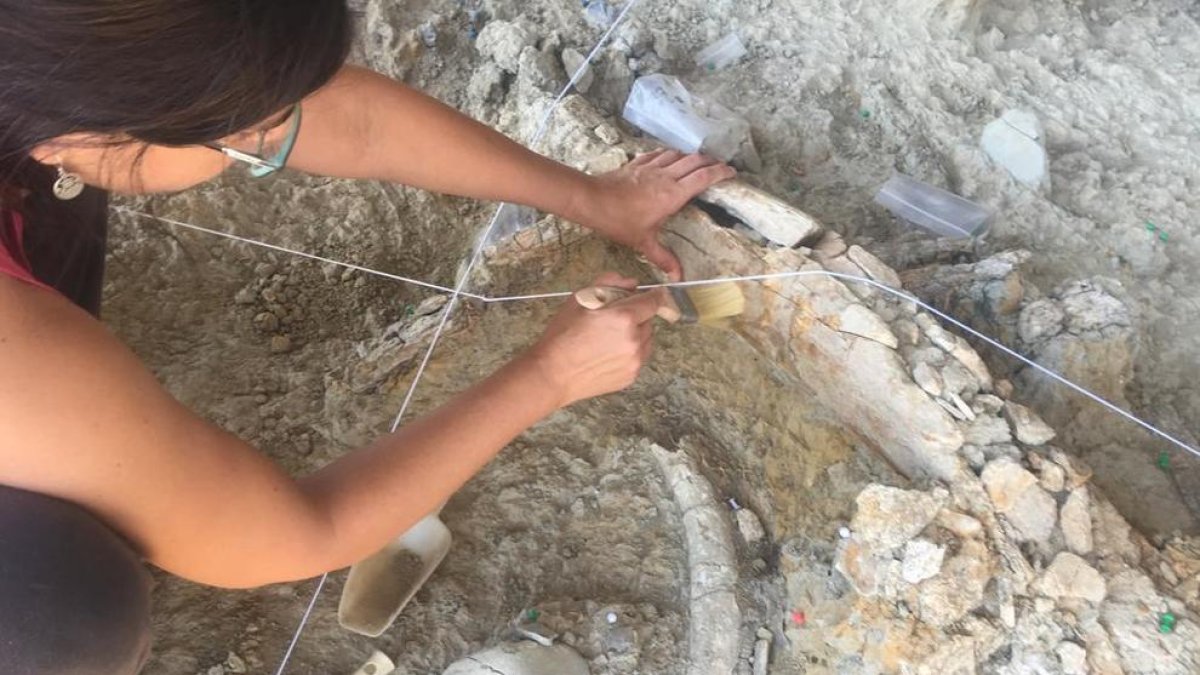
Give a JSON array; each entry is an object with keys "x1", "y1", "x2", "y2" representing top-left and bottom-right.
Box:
[
  {"x1": 902, "y1": 539, "x2": 946, "y2": 584},
  {"x1": 1018, "y1": 299, "x2": 1064, "y2": 345},
  {"x1": 981, "y1": 109, "x2": 1048, "y2": 187},
  {"x1": 1004, "y1": 402, "x2": 1057, "y2": 445},
  {"x1": 981, "y1": 458, "x2": 1036, "y2": 510},
  {"x1": 698, "y1": 181, "x2": 823, "y2": 247},
  {"x1": 847, "y1": 245, "x2": 902, "y2": 288},
  {"x1": 1037, "y1": 552, "x2": 1107, "y2": 603},
  {"x1": 981, "y1": 458, "x2": 1057, "y2": 543},
  {"x1": 1090, "y1": 496, "x2": 1140, "y2": 563},
  {"x1": 752, "y1": 638, "x2": 769, "y2": 675},
  {"x1": 893, "y1": 318, "x2": 920, "y2": 346},
  {"x1": 916, "y1": 540, "x2": 993, "y2": 627},
  {"x1": 1061, "y1": 488, "x2": 1094, "y2": 556},
  {"x1": 836, "y1": 304, "x2": 899, "y2": 348},
  {"x1": 912, "y1": 362, "x2": 944, "y2": 397},
  {"x1": 851, "y1": 485, "x2": 947, "y2": 550},
  {"x1": 937, "y1": 510, "x2": 983, "y2": 538},
  {"x1": 1038, "y1": 462, "x2": 1066, "y2": 492},
  {"x1": 467, "y1": 63, "x2": 507, "y2": 104},
  {"x1": 964, "y1": 415, "x2": 1013, "y2": 446},
  {"x1": 1059, "y1": 281, "x2": 1131, "y2": 335},
  {"x1": 1050, "y1": 448, "x2": 1093, "y2": 489},
  {"x1": 253, "y1": 311, "x2": 280, "y2": 333},
  {"x1": 594, "y1": 124, "x2": 621, "y2": 145},
  {"x1": 962, "y1": 444, "x2": 986, "y2": 470},
  {"x1": 972, "y1": 394, "x2": 1006, "y2": 415},
  {"x1": 269, "y1": 335, "x2": 292, "y2": 354},
  {"x1": 995, "y1": 379, "x2": 1014, "y2": 398},
  {"x1": 1056, "y1": 642, "x2": 1088, "y2": 675},
  {"x1": 735, "y1": 508, "x2": 767, "y2": 545},
  {"x1": 940, "y1": 360, "x2": 979, "y2": 398},
  {"x1": 812, "y1": 231, "x2": 848, "y2": 260},
  {"x1": 475, "y1": 21, "x2": 536, "y2": 74},
  {"x1": 442, "y1": 642, "x2": 588, "y2": 675},
  {"x1": 915, "y1": 314, "x2": 994, "y2": 390},
  {"x1": 947, "y1": 393, "x2": 976, "y2": 421},
  {"x1": 224, "y1": 653, "x2": 248, "y2": 674},
  {"x1": 837, "y1": 539, "x2": 904, "y2": 597},
  {"x1": 234, "y1": 287, "x2": 256, "y2": 305},
  {"x1": 561, "y1": 48, "x2": 594, "y2": 92}
]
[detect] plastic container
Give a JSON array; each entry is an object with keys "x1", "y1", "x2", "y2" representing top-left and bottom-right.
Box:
[
  {"x1": 874, "y1": 173, "x2": 991, "y2": 239},
  {"x1": 695, "y1": 33, "x2": 747, "y2": 72},
  {"x1": 622, "y1": 74, "x2": 752, "y2": 162}
]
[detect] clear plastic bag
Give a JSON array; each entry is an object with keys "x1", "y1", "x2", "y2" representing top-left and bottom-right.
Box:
[
  {"x1": 874, "y1": 173, "x2": 991, "y2": 239},
  {"x1": 695, "y1": 33, "x2": 747, "y2": 72},
  {"x1": 622, "y1": 74, "x2": 753, "y2": 163}
]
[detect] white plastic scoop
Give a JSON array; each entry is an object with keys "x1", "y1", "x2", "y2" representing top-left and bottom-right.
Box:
[{"x1": 337, "y1": 512, "x2": 452, "y2": 637}]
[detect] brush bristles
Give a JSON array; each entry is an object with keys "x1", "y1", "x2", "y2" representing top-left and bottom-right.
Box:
[{"x1": 685, "y1": 283, "x2": 746, "y2": 323}]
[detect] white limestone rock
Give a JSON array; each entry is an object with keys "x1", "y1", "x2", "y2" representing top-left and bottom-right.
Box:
[
  {"x1": 1036, "y1": 552, "x2": 1107, "y2": 603},
  {"x1": 476, "y1": 21, "x2": 536, "y2": 74},
  {"x1": 851, "y1": 485, "x2": 947, "y2": 551},
  {"x1": 981, "y1": 458, "x2": 1057, "y2": 544},
  {"x1": 981, "y1": 109, "x2": 1048, "y2": 187},
  {"x1": 1060, "y1": 488, "x2": 1094, "y2": 555},
  {"x1": 1004, "y1": 402, "x2": 1057, "y2": 446},
  {"x1": 902, "y1": 539, "x2": 946, "y2": 584}
]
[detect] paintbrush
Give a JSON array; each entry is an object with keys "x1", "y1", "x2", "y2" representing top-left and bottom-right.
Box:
[{"x1": 575, "y1": 282, "x2": 745, "y2": 324}]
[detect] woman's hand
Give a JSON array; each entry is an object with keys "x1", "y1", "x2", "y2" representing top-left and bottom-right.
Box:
[
  {"x1": 523, "y1": 273, "x2": 667, "y2": 407},
  {"x1": 569, "y1": 150, "x2": 736, "y2": 281}
]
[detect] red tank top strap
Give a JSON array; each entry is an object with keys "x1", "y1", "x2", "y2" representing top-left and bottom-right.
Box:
[{"x1": 0, "y1": 208, "x2": 53, "y2": 292}]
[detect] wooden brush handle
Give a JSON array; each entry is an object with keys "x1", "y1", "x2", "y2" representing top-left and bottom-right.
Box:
[{"x1": 574, "y1": 286, "x2": 683, "y2": 324}]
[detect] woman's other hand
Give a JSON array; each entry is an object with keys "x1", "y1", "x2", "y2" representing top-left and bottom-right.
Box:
[
  {"x1": 570, "y1": 150, "x2": 736, "y2": 282},
  {"x1": 524, "y1": 273, "x2": 666, "y2": 407}
]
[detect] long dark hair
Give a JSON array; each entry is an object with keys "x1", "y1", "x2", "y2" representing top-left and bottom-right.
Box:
[
  {"x1": 0, "y1": 0, "x2": 351, "y2": 312},
  {"x1": 0, "y1": 0, "x2": 352, "y2": 169}
]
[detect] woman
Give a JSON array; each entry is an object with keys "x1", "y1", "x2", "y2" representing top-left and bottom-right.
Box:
[{"x1": 0, "y1": 2, "x2": 734, "y2": 673}]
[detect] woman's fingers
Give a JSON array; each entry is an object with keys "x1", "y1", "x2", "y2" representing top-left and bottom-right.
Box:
[
  {"x1": 678, "y1": 163, "x2": 737, "y2": 196},
  {"x1": 665, "y1": 153, "x2": 721, "y2": 180}
]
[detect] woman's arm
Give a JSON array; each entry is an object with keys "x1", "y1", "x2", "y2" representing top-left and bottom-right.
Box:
[
  {"x1": 286, "y1": 66, "x2": 736, "y2": 280},
  {"x1": 0, "y1": 274, "x2": 663, "y2": 588}
]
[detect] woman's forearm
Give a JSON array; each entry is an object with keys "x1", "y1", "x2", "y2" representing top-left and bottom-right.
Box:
[
  {"x1": 288, "y1": 66, "x2": 594, "y2": 222},
  {"x1": 297, "y1": 351, "x2": 561, "y2": 572}
]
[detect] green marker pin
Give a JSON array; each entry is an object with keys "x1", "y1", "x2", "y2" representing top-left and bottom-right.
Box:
[
  {"x1": 1146, "y1": 221, "x2": 1158, "y2": 232},
  {"x1": 525, "y1": 608, "x2": 541, "y2": 622},
  {"x1": 859, "y1": 109, "x2": 871, "y2": 119},
  {"x1": 1158, "y1": 451, "x2": 1171, "y2": 470},
  {"x1": 1159, "y1": 611, "x2": 1177, "y2": 634},
  {"x1": 1160, "y1": 231, "x2": 1169, "y2": 243}
]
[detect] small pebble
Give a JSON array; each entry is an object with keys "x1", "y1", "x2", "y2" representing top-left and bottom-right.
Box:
[
  {"x1": 605, "y1": 612, "x2": 618, "y2": 625},
  {"x1": 269, "y1": 335, "x2": 292, "y2": 354},
  {"x1": 838, "y1": 526, "x2": 851, "y2": 539}
]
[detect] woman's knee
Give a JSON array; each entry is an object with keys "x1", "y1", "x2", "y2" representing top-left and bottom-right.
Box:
[{"x1": 0, "y1": 485, "x2": 152, "y2": 674}]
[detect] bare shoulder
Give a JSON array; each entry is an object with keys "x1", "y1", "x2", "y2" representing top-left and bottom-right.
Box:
[{"x1": 0, "y1": 276, "x2": 214, "y2": 543}]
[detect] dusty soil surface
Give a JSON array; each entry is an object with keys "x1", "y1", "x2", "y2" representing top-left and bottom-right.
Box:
[{"x1": 104, "y1": 0, "x2": 1199, "y2": 672}]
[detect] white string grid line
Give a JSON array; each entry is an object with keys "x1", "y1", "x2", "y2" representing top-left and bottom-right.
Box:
[
  {"x1": 258, "y1": 2, "x2": 646, "y2": 671},
  {"x1": 118, "y1": 207, "x2": 1200, "y2": 462}
]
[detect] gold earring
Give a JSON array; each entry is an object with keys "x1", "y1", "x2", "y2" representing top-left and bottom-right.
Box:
[{"x1": 52, "y1": 165, "x2": 84, "y2": 201}]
